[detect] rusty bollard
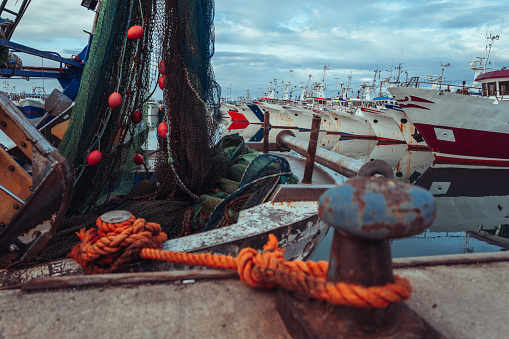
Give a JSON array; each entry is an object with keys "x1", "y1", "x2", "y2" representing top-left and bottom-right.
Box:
[{"x1": 276, "y1": 176, "x2": 443, "y2": 338}]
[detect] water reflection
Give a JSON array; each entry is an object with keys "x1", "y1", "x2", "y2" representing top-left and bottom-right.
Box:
[{"x1": 311, "y1": 141, "x2": 509, "y2": 261}]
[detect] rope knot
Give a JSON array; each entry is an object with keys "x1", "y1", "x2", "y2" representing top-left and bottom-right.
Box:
[
  {"x1": 68, "y1": 214, "x2": 168, "y2": 274},
  {"x1": 236, "y1": 234, "x2": 286, "y2": 288}
]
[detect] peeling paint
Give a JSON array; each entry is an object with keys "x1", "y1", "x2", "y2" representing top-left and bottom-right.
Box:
[{"x1": 17, "y1": 213, "x2": 56, "y2": 244}]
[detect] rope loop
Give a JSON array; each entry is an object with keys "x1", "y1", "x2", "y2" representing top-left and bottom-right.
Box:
[{"x1": 68, "y1": 213, "x2": 167, "y2": 274}]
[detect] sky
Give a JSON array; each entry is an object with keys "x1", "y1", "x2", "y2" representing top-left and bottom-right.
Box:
[{"x1": 3, "y1": 0, "x2": 509, "y2": 100}]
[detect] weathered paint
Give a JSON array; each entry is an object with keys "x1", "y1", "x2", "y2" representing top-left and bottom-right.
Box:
[
  {"x1": 162, "y1": 201, "x2": 328, "y2": 261},
  {"x1": 319, "y1": 176, "x2": 436, "y2": 240}
]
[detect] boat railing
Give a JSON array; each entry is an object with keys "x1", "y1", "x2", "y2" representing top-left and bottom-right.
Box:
[{"x1": 400, "y1": 79, "x2": 482, "y2": 95}]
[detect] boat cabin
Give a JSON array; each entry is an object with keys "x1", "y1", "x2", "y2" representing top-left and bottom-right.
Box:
[{"x1": 475, "y1": 69, "x2": 509, "y2": 100}]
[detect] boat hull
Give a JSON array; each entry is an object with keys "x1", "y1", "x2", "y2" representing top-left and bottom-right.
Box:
[
  {"x1": 359, "y1": 107, "x2": 406, "y2": 142},
  {"x1": 389, "y1": 87, "x2": 509, "y2": 165}
]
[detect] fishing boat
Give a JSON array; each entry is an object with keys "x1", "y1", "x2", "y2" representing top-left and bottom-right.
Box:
[
  {"x1": 388, "y1": 69, "x2": 509, "y2": 165},
  {"x1": 357, "y1": 96, "x2": 407, "y2": 143},
  {"x1": 385, "y1": 103, "x2": 429, "y2": 149},
  {"x1": 18, "y1": 88, "x2": 47, "y2": 125}
]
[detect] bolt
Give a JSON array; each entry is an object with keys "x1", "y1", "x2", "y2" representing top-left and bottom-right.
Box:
[
  {"x1": 318, "y1": 176, "x2": 436, "y2": 333},
  {"x1": 9, "y1": 244, "x2": 19, "y2": 252}
]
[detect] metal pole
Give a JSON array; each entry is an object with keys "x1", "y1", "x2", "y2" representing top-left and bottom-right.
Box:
[
  {"x1": 263, "y1": 111, "x2": 269, "y2": 154},
  {"x1": 276, "y1": 130, "x2": 394, "y2": 179},
  {"x1": 302, "y1": 115, "x2": 320, "y2": 183}
]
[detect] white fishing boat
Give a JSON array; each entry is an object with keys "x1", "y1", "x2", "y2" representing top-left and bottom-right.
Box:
[
  {"x1": 389, "y1": 70, "x2": 509, "y2": 165},
  {"x1": 385, "y1": 103, "x2": 429, "y2": 149},
  {"x1": 253, "y1": 98, "x2": 299, "y2": 129},
  {"x1": 18, "y1": 88, "x2": 47, "y2": 125},
  {"x1": 359, "y1": 105, "x2": 406, "y2": 142},
  {"x1": 326, "y1": 107, "x2": 377, "y2": 138},
  {"x1": 330, "y1": 138, "x2": 378, "y2": 163}
]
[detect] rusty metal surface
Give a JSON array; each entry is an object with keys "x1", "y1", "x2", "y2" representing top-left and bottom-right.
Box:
[
  {"x1": 319, "y1": 176, "x2": 436, "y2": 241},
  {"x1": 263, "y1": 111, "x2": 270, "y2": 154},
  {"x1": 275, "y1": 175, "x2": 441, "y2": 338},
  {"x1": 276, "y1": 129, "x2": 395, "y2": 179},
  {"x1": 276, "y1": 290, "x2": 443, "y2": 339},
  {"x1": 0, "y1": 150, "x2": 72, "y2": 267},
  {"x1": 0, "y1": 93, "x2": 73, "y2": 268},
  {"x1": 268, "y1": 184, "x2": 336, "y2": 203},
  {"x1": 0, "y1": 259, "x2": 83, "y2": 289},
  {"x1": 302, "y1": 115, "x2": 321, "y2": 184}
]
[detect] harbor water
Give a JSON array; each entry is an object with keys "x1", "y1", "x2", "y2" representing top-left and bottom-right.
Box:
[{"x1": 287, "y1": 139, "x2": 509, "y2": 261}]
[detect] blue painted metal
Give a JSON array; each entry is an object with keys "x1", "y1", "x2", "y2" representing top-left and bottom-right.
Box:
[
  {"x1": 0, "y1": 36, "x2": 90, "y2": 100},
  {"x1": 319, "y1": 176, "x2": 436, "y2": 240},
  {"x1": 0, "y1": 69, "x2": 66, "y2": 78},
  {"x1": 0, "y1": 38, "x2": 84, "y2": 68},
  {"x1": 246, "y1": 103, "x2": 264, "y2": 122},
  {"x1": 249, "y1": 127, "x2": 268, "y2": 142}
]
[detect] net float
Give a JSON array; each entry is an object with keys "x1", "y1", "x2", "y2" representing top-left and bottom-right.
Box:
[
  {"x1": 133, "y1": 154, "x2": 144, "y2": 165},
  {"x1": 158, "y1": 76, "x2": 166, "y2": 90},
  {"x1": 131, "y1": 110, "x2": 143, "y2": 124},
  {"x1": 127, "y1": 25, "x2": 144, "y2": 40},
  {"x1": 108, "y1": 92, "x2": 122, "y2": 109},
  {"x1": 87, "y1": 150, "x2": 102, "y2": 166},
  {"x1": 158, "y1": 122, "x2": 168, "y2": 138},
  {"x1": 158, "y1": 60, "x2": 165, "y2": 74}
]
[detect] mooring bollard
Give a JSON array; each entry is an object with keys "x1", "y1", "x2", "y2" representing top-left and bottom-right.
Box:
[{"x1": 276, "y1": 176, "x2": 443, "y2": 338}]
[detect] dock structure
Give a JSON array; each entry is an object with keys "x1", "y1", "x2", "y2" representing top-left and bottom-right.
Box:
[{"x1": 0, "y1": 251, "x2": 508, "y2": 338}]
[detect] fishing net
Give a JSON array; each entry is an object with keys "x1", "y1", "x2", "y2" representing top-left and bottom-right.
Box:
[{"x1": 40, "y1": 0, "x2": 298, "y2": 261}]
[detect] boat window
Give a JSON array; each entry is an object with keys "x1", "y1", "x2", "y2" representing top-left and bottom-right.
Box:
[
  {"x1": 499, "y1": 81, "x2": 509, "y2": 98},
  {"x1": 488, "y1": 82, "x2": 496, "y2": 97}
]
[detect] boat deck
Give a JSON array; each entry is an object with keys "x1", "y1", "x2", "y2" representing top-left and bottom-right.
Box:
[{"x1": 1, "y1": 251, "x2": 508, "y2": 338}]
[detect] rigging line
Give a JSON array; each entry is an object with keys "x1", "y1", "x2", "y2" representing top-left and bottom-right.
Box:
[
  {"x1": 116, "y1": 0, "x2": 135, "y2": 91},
  {"x1": 138, "y1": 0, "x2": 144, "y2": 27}
]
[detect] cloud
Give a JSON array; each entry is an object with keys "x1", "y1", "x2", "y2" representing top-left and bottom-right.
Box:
[
  {"x1": 3, "y1": 0, "x2": 509, "y2": 99},
  {"x1": 213, "y1": 0, "x2": 509, "y2": 99}
]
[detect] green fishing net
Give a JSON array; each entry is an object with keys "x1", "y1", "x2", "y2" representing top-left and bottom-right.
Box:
[{"x1": 40, "y1": 0, "x2": 298, "y2": 261}]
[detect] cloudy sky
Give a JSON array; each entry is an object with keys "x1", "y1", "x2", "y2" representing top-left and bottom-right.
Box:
[{"x1": 4, "y1": 0, "x2": 509, "y2": 100}]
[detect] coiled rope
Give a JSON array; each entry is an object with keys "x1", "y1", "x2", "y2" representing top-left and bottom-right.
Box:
[{"x1": 68, "y1": 214, "x2": 411, "y2": 308}]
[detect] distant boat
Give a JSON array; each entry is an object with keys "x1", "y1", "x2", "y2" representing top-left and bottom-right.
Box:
[
  {"x1": 389, "y1": 68, "x2": 509, "y2": 165},
  {"x1": 385, "y1": 103, "x2": 429, "y2": 149},
  {"x1": 18, "y1": 91, "x2": 46, "y2": 124},
  {"x1": 358, "y1": 103, "x2": 406, "y2": 143}
]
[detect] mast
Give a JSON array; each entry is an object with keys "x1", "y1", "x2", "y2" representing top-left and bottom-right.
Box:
[
  {"x1": 282, "y1": 70, "x2": 293, "y2": 100},
  {"x1": 300, "y1": 74, "x2": 312, "y2": 101}
]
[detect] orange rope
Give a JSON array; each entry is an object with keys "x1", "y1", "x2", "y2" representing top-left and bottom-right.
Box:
[{"x1": 68, "y1": 215, "x2": 411, "y2": 308}]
